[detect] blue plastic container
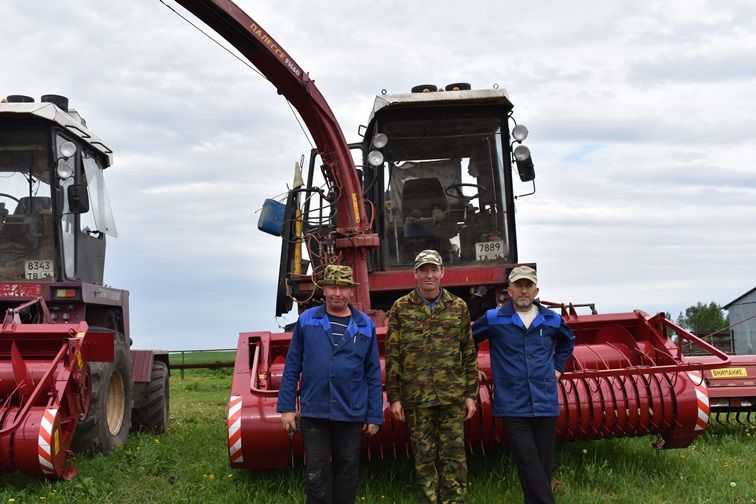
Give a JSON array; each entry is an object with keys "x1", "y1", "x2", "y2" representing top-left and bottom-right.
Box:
[{"x1": 258, "y1": 198, "x2": 286, "y2": 237}]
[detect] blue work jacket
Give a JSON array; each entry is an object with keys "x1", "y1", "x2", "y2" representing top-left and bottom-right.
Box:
[
  {"x1": 472, "y1": 301, "x2": 575, "y2": 417},
  {"x1": 277, "y1": 305, "x2": 384, "y2": 425}
]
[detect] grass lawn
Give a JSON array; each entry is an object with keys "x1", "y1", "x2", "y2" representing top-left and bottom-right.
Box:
[{"x1": 1, "y1": 367, "x2": 754, "y2": 503}]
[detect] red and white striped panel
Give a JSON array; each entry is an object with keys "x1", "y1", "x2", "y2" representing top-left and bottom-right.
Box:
[
  {"x1": 687, "y1": 371, "x2": 710, "y2": 431},
  {"x1": 37, "y1": 408, "x2": 58, "y2": 476},
  {"x1": 228, "y1": 395, "x2": 244, "y2": 464}
]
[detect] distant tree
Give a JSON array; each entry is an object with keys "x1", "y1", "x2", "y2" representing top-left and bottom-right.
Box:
[{"x1": 676, "y1": 302, "x2": 727, "y2": 334}]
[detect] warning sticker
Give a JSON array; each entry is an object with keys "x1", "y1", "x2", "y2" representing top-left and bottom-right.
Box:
[{"x1": 710, "y1": 367, "x2": 747, "y2": 378}]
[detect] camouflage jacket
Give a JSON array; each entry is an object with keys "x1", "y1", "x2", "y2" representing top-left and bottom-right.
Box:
[{"x1": 385, "y1": 288, "x2": 479, "y2": 408}]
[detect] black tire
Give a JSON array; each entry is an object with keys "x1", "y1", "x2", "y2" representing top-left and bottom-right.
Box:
[
  {"x1": 131, "y1": 360, "x2": 169, "y2": 433},
  {"x1": 71, "y1": 330, "x2": 133, "y2": 454}
]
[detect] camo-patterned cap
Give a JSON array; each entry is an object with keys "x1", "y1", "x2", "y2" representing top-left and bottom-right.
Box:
[
  {"x1": 320, "y1": 264, "x2": 358, "y2": 286},
  {"x1": 414, "y1": 249, "x2": 443, "y2": 270}
]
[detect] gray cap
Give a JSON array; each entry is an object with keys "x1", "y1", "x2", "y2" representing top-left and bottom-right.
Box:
[{"x1": 508, "y1": 265, "x2": 537, "y2": 285}]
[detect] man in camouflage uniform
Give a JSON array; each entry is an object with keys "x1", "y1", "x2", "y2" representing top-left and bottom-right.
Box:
[{"x1": 386, "y1": 249, "x2": 479, "y2": 504}]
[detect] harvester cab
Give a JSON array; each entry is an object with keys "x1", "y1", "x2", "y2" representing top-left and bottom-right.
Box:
[
  {"x1": 269, "y1": 85, "x2": 536, "y2": 321},
  {"x1": 0, "y1": 94, "x2": 115, "y2": 288},
  {"x1": 362, "y1": 85, "x2": 533, "y2": 318},
  {"x1": 0, "y1": 94, "x2": 168, "y2": 479},
  {"x1": 365, "y1": 85, "x2": 531, "y2": 265}
]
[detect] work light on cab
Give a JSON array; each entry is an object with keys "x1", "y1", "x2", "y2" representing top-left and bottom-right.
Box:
[
  {"x1": 367, "y1": 149, "x2": 384, "y2": 167},
  {"x1": 372, "y1": 133, "x2": 388, "y2": 149},
  {"x1": 59, "y1": 140, "x2": 76, "y2": 158},
  {"x1": 512, "y1": 124, "x2": 529, "y2": 142},
  {"x1": 56, "y1": 162, "x2": 74, "y2": 179}
]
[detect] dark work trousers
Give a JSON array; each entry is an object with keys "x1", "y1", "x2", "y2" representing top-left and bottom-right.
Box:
[
  {"x1": 502, "y1": 416, "x2": 558, "y2": 504},
  {"x1": 300, "y1": 417, "x2": 364, "y2": 504}
]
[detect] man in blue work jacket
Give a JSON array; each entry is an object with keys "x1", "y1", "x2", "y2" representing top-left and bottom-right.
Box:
[
  {"x1": 472, "y1": 265, "x2": 575, "y2": 504},
  {"x1": 277, "y1": 265, "x2": 383, "y2": 504}
]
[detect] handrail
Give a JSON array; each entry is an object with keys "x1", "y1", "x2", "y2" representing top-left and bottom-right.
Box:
[{"x1": 565, "y1": 316, "x2": 730, "y2": 379}]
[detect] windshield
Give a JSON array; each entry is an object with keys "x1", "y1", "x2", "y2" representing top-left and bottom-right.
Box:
[
  {"x1": 376, "y1": 115, "x2": 512, "y2": 268},
  {"x1": 0, "y1": 128, "x2": 56, "y2": 280}
]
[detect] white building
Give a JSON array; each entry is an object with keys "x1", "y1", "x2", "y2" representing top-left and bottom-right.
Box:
[{"x1": 724, "y1": 287, "x2": 756, "y2": 355}]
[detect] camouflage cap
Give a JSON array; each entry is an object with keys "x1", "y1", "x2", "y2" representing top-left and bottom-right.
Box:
[
  {"x1": 508, "y1": 265, "x2": 537, "y2": 285},
  {"x1": 320, "y1": 264, "x2": 358, "y2": 286},
  {"x1": 414, "y1": 249, "x2": 443, "y2": 270}
]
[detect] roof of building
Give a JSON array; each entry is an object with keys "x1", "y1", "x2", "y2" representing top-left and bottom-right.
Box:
[{"x1": 724, "y1": 286, "x2": 756, "y2": 309}]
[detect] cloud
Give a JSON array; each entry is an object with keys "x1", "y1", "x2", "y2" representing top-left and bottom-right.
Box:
[
  {"x1": 629, "y1": 51, "x2": 756, "y2": 83},
  {"x1": 2, "y1": 0, "x2": 755, "y2": 350}
]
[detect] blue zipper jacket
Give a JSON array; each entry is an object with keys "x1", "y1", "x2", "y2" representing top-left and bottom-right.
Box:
[
  {"x1": 277, "y1": 305, "x2": 384, "y2": 425},
  {"x1": 472, "y1": 301, "x2": 575, "y2": 417}
]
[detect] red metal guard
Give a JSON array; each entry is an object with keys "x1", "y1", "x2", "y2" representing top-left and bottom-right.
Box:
[{"x1": 0, "y1": 299, "x2": 114, "y2": 479}]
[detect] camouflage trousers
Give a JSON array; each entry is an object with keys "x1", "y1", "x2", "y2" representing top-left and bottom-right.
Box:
[{"x1": 406, "y1": 404, "x2": 467, "y2": 504}]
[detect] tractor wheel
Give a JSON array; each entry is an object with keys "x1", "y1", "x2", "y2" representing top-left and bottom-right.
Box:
[
  {"x1": 131, "y1": 360, "x2": 170, "y2": 433},
  {"x1": 71, "y1": 330, "x2": 133, "y2": 453}
]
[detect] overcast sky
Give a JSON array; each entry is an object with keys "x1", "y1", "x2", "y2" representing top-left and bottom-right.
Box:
[{"x1": 2, "y1": 0, "x2": 754, "y2": 350}]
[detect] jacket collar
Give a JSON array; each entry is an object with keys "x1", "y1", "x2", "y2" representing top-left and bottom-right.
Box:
[
  {"x1": 312, "y1": 304, "x2": 367, "y2": 327},
  {"x1": 497, "y1": 300, "x2": 549, "y2": 315},
  {"x1": 408, "y1": 287, "x2": 452, "y2": 306},
  {"x1": 497, "y1": 300, "x2": 552, "y2": 328}
]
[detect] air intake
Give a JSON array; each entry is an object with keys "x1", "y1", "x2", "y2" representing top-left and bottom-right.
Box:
[
  {"x1": 7, "y1": 95, "x2": 34, "y2": 103},
  {"x1": 411, "y1": 84, "x2": 438, "y2": 93},
  {"x1": 41, "y1": 94, "x2": 69, "y2": 112}
]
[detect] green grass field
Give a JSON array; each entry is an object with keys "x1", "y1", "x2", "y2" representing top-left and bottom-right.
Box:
[
  {"x1": 1, "y1": 366, "x2": 754, "y2": 503},
  {"x1": 168, "y1": 350, "x2": 236, "y2": 365}
]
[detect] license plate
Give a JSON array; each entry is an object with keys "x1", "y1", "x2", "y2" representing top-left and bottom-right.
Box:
[
  {"x1": 710, "y1": 367, "x2": 747, "y2": 378},
  {"x1": 25, "y1": 259, "x2": 54, "y2": 280},
  {"x1": 475, "y1": 240, "x2": 505, "y2": 261}
]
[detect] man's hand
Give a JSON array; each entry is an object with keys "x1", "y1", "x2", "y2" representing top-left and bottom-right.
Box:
[
  {"x1": 390, "y1": 401, "x2": 405, "y2": 422},
  {"x1": 463, "y1": 397, "x2": 477, "y2": 421},
  {"x1": 555, "y1": 370, "x2": 562, "y2": 380},
  {"x1": 363, "y1": 423, "x2": 380, "y2": 436},
  {"x1": 281, "y1": 411, "x2": 299, "y2": 433}
]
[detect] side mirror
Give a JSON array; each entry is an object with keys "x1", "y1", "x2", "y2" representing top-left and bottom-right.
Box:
[
  {"x1": 67, "y1": 184, "x2": 90, "y2": 214},
  {"x1": 513, "y1": 145, "x2": 536, "y2": 182}
]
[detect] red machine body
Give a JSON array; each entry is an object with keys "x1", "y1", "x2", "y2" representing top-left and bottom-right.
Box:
[
  {"x1": 683, "y1": 354, "x2": 756, "y2": 423},
  {"x1": 0, "y1": 299, "x2": 114, "y2": 479},
  {"x1": 0, "y1": 95, "x2": 170, "y2": 479},
  {"x1": 173, "y1": 0, "x2": 735, "y2": 470},
  {"x1": 226, "y1": 310, "x2": 729, "y2": 469}
]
